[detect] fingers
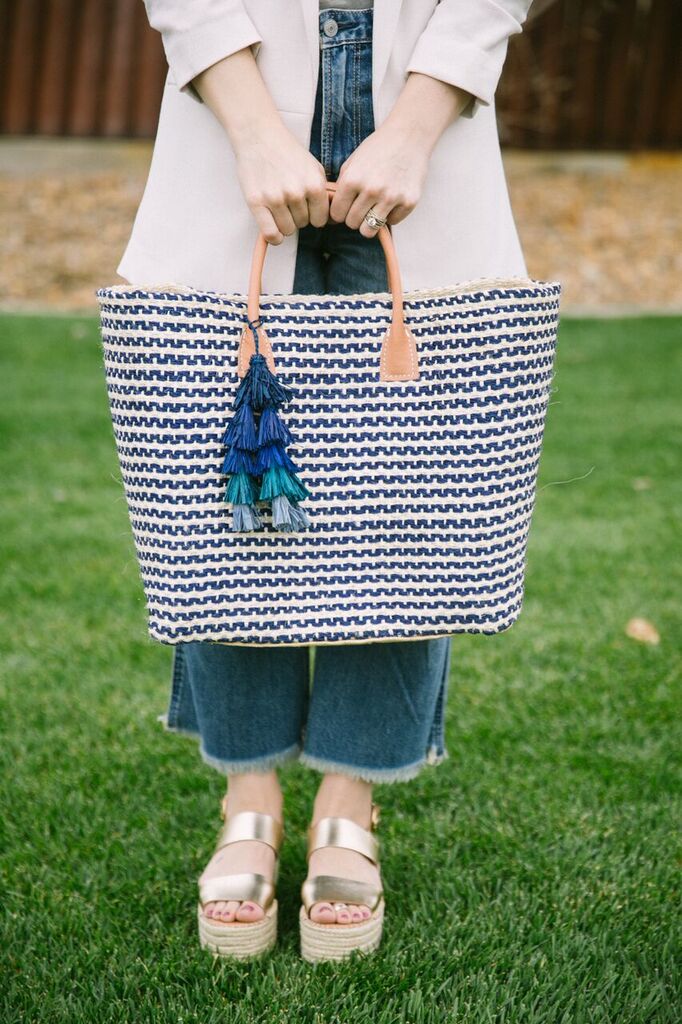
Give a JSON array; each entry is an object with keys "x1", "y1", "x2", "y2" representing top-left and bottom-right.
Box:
[
  {"x1": 332, "y1": 178, "x2": 418, "y2": 239},
  {"x1": 251, "y1": 205, "x2": 286, "y2": 246},
  {"x1": 307, "y1": 183, "x2": 332, "y2": 228},
  {"x1": 248, "y1": 181, "x2": 330, "y2": 245}
]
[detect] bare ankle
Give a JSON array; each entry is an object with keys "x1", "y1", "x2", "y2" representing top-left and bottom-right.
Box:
[
  {"x1": 224, "y1": 771, "x2": 284, "y2": 820},
  {"x1": 312, "y1": 773, "x2": 373, "y2": 827}
]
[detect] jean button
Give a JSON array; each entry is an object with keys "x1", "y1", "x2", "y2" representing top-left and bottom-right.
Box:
[{"x1": 322, "y1": 18, "x2": 338, "y2": 37}]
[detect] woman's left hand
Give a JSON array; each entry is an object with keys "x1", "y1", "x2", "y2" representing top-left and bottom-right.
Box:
[
  {"x1": 330, "y1": 73, "x2": 472, "y2": 238},
  {"x1": 330, "y1": 120, "x2": 430, "y2": 237}
]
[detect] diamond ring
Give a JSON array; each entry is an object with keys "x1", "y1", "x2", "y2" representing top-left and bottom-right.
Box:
[{"x1": 364, "y1": 207, "x2": 387, "y2": 229}]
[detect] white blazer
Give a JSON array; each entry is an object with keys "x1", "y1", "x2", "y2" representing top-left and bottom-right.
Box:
[{"x1": 116, "y1": 0, "x2": 533, "y2": 296}]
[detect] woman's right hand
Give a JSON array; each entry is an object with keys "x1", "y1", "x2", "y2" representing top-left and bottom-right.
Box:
[
  {"x1": 191, "y1": 46, "x2": 330, "y2": 245},
  {"x1": 234, "y1": 125, "x2": 331, "y2": 245}
]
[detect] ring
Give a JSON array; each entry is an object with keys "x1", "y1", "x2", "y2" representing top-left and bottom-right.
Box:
[
  {"x1": 333, "y1": 902, "x2": 349, "y2": 910},
  {"x1": 364, "y1": 207, "x2": 387, "y2": 230}
]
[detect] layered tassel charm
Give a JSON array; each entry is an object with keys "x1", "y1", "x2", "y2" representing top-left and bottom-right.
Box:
[{"x1": 221, "y1": 316, "x2": 311, "y2": 532}]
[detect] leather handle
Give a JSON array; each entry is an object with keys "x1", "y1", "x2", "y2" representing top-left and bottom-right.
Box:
[{"x1": 237, "y1": 181, "x2": 419, "y2": 381}]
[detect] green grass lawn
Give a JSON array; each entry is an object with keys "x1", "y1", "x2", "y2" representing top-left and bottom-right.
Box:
[{"x1": 0, "y1": 312, "x2": 680, "y2": 1023}]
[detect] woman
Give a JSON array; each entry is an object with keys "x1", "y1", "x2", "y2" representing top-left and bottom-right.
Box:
[{"x1": 117, "y1": 0, "x2": 533, "y2": 962}]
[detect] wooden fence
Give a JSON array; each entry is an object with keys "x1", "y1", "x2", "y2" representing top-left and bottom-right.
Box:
[{"x1": 1, "y1": 0, "x2": 680, "y2": 148}]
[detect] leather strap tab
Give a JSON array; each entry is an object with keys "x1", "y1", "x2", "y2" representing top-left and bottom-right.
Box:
[{"x1": 237, "y1": 318, "x2": 276, "y2": 378}]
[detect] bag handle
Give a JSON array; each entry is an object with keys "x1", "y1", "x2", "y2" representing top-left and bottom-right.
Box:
[{"x1": 237, "y1": 181, "x2": 419, "y2": 382}]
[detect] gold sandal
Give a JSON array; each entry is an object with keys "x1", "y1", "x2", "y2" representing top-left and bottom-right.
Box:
[
  {"x1": 299, "y1": 802, "x2": 384, "y2": 963},
  {"x1": 197, "y1": 794, "x2": 284, "y2": 959}
]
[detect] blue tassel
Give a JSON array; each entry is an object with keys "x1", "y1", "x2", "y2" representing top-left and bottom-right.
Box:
[
  {"x1": 234, "y1": 353, "x2": 292, "y2": 411},
  {"x1": 222, "y1": 447, "x2": 258, "y2": 477},
  {"x1": 254, "y1": 440, "x2": 299, "y2": 475},
  {"x1": 221, "y1": 315, "x2": 311, "y2": 531},
  {"x1": 272, "y1": 494, "x2": 311, "y2": 532},
  {"x1": 257, "y1": 403, "x2": 293, "y2": 447},
  {"x1": 222, "y1": 401, "x2": 258, "y2": 451},
  {"x1": 231, "y1": 503, "x2": 263, "y2": 532}
]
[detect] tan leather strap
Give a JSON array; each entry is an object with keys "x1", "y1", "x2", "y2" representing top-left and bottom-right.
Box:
[
  {"x1": 300, "y1": 873, "x2": 383, "y2": 914},
  {"x1": 214, "y1": 810, "x2": 284, "y2": 855},
  {"x1": 306, "y1": 815, "x2": 380, "y2": 866},
  {"x1": 238, "y1": 181, "x2": 419, "y2": 382}
]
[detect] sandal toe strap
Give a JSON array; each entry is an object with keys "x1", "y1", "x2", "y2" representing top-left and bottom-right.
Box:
[
  {"x1": 199, "y1": 872, "x2": 275, "y2": 909},
  {"x1": 300, "y1": 874, "x2": 383, "y2": 913}
]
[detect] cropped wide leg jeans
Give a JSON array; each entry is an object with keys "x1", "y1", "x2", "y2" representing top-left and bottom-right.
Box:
[{"x1": 159, "y1": 6, "x2": 452, "y2": 784}]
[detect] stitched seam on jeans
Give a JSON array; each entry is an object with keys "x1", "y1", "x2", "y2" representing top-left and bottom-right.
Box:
[{"x1": 167, "y1": 645, "x2": 187, "y2": 728}]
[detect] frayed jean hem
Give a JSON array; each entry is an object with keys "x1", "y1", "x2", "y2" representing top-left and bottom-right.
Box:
[
  {"x1": 298, "y1": 746, "x2": 449, "y2": 784},
  {"x1": 157, "y1": 713, "x2": 449, "y2": 782},
  {"x1": 157, "y1": 713, "x2": 303, "y2": 775},
  {"x1": 198, "y1": 741, "x2": 303, "y2": 776}
]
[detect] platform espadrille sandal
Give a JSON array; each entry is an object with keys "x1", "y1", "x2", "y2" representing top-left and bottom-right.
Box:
[
  {"x1": 299, "y1": 802, "x2": 384, "y2": 963},
  {"x1": 197, "y1": 795, "x2": 284, "y2": 959}
]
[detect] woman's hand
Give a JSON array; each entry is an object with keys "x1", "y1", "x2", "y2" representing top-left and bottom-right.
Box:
[
  {"x1": 233, "y1": 124, "x2": 330, "y2": 245},
  {"x1": 192, "y1": 45, "x2": 330, "y2": 245},
  {"x1": 332, "y1": 72, "x2": 472, "y2": 237},
  {"x1": 330, "y1": 121, "x2": 431, "y2": 238}
]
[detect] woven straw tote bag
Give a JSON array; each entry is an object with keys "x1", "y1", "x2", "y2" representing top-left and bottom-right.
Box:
[{"x1": 97, "y1": 181, "x2": 561, "y2": 647}]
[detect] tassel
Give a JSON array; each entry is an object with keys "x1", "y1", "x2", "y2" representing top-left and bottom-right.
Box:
[
  {"x1": 220, "y1": 315, "x2": 311, "y2": 532},
  {"x1": 221, "y1": 447, "x2": 258, "y2": 476},
  {"x1": 253, "y1": 440, "x2": 299, "y2": 475},
  {"x1": 231, "y1": 503, "x2": 263, "y2": 532},
  {"x1": 259, "y1": 465, "x2": 311, "y2": 504},
  {"x1": 222, "y1": 401, "x2": 258, "y2": 451},
  {"x1": 224, "y1": 471, "x2": 257, "y2": 506},
  {"x1": 257, "y1": 402, "x2": 293, "y2": 447},
  {"x1": 272, "y1": 494, "x2": 311, "y2": 532}
]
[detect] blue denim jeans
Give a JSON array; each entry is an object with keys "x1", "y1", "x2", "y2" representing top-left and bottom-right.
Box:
[{"x1": 159, "y1": 6, "x2": 452, "y2": 784}]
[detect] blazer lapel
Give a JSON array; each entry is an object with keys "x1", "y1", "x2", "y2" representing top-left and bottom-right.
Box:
[{"x1": 297, "y1": 0, "x2": 404, "y2": 108}]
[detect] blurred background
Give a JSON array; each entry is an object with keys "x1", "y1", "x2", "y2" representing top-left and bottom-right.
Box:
[
  {"x1": 1, "y1": 3, "x2": 680, "y2": 1022},
  {"x1": 0, "y1": 0, "x2": 681, "y2": 312}
]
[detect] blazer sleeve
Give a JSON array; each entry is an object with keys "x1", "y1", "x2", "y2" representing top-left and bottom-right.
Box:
[
  {"x1": 404, "y1": 0, "x2": 533, "y2": 118},
  {"x1": 143, "y1": 0, "x2": 263, "y2": 103}
]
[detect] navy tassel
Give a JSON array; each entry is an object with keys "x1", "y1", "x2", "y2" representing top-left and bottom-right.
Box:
[
  {"x1": 220, "y1": 315, "x2": 311, "y2": 532},
  {"x1": 257, "y1": 402, "x2": 293, "y2": 447}
]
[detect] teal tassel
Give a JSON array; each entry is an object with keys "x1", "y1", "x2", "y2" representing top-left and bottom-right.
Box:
[
  {"x1": 221, "y1": 315, "x2": 311, "y2": 532},
  {"x1": 259, "y1": 465, "x2": 311, "y2": 504},
  {"x1": 224, "y1": 471, "x2": 258, "y2": 506}
]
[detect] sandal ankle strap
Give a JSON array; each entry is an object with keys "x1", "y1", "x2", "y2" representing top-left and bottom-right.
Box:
[
  {"x1": 214, "y1": 809, "x2": 284, "y2": 855},
  {"x1": 306, "y1": 814, "x2": 380, "y2": 865}
]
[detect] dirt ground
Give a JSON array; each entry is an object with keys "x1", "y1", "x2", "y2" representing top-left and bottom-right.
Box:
[{"x1": 1, "y1": 140, "x2": 680, "y2": 314}]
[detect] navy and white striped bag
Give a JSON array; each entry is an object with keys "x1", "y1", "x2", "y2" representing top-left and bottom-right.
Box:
[{"x1": 97, "y1": 194, "x2": 561, "y2": 647}]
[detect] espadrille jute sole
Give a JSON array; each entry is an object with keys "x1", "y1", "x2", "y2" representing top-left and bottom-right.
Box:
[
  {"x1": 299, "y1": 897, "x2": 384, "y2": 963},
  {"x1": 197, "y1": 899, "x2": 278, "y2": 959}
]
